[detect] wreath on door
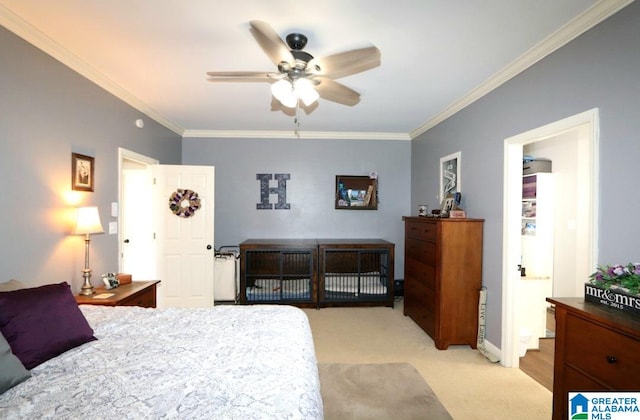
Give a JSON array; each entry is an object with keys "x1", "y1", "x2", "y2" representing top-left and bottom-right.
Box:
[{"x1": 169, "y1": 188, "x2": 201, "y2": 218}]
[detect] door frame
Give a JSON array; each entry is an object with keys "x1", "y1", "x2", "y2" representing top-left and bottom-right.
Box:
[
  {"x1": 501, "y1": 109, "x2": 599, "y2": 367},
  {"x1": 117, "y1": 148, "x2": 158, "y2": 273}
]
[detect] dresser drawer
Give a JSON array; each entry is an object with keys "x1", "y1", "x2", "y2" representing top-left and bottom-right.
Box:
[
  {"x1": 564, "y1": 312, "x2": 640, "y2": 389},
  {"x1": 405, "y1": 237, "x2": 436, "y2": 266},
  {"x1": 405, "y1": 259, "x2": 435, "y2": 290},
  {"x1": 405, "y1": 221, "x2": 437, "y2": 242}
]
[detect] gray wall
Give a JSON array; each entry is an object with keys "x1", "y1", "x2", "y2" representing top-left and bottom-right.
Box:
[
  {"x1": 411, "y1": 1, "x2": 640, "y2": 346},
  {"x1": 0, "y1": 26, "x2": 181, "y2": 291},
  {"x1": 182, "y1": 137, "x2": 411, "y2": 276}
]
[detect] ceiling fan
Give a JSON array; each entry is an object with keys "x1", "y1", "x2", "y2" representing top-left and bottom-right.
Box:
[{"x1": 207, "y1": 20, "x2": 381, "y2": 109}]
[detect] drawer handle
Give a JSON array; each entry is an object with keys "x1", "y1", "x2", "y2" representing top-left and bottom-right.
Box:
[{"x1": 606, "y1": 355, "x2": 617, "y2": 364}]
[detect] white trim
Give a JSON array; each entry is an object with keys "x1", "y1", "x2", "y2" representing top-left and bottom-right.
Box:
[
  {"x1": 410, "y1": 0, "x2": 632, "y2": 139},
  {"x1": 483, "y1": 339, "x2": 501, "y2": 363},
  {"x1": 181, "y1": 129, "x2": 410, "y2": 140},
  {"x1": 501, "y1": 108, "x2": 599, "y2": 368}
]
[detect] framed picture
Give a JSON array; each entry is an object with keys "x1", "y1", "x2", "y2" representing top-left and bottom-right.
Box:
[
  {"x1": 71, "y1": 153, "x2": 94, "y2": 192},
  {"x1": 440, "y1": 194, "x2": 456, "y2": 214},
  {"x1": 440, "y1": 151, "x2": 461, "y2": 203}
]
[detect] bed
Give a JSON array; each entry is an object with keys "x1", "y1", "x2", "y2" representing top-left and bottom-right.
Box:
[{"x1": 0, "y1": 282, "x2": 323, "y2": 419}]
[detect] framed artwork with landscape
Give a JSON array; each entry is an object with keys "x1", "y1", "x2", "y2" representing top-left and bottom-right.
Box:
[
  {"x1": 439, "y1": 151, "x2": 461, "y2": 203},
  {"x1": 71, "y1": 153, "x2": 94, "y2": 192}
]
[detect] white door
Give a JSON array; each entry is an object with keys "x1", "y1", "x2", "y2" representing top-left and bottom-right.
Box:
[
  {"x1": 153, "y1": 164, "x2": 215, "y2": 308},
  {"x1": 121, "y1": 167, "x2": 156, "y2": 279}
]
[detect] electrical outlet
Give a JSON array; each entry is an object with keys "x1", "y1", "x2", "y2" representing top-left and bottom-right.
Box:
[{"x1": 108, "y1": 221, "x2": 117, "y2": 234}]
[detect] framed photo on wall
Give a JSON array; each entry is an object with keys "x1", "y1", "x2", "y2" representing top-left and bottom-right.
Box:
[
  {"x1": 71, "y1": 153, "x2": 94, "y2": 192},
  {"x1": 439, "y1": 151, "x2": 461, "y2": 203}
]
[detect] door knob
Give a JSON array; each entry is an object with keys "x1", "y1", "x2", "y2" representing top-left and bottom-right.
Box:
[{"x1": 124, "y1": 239, "x2": 130, "y2": 243}]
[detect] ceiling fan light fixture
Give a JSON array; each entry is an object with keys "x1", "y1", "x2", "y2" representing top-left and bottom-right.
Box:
[
  {"x1": 294, "y1": 78, "x2": 319, "y2": 106},
  {"x1": 271, "y1": 79, "x2": 297, "y2": 108}
]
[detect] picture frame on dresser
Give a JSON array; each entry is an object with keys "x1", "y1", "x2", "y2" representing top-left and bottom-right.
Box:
[{"x1": 440, "y1": 194, "x2": 456, "y2": 214}]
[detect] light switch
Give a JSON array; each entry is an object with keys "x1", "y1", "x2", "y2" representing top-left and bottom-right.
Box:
[
  {"x1": 111, "y1": 202, "x2": 118, "y2": 217},
  {"x1": 108, "y1": 221, "x2": 118, "y2": 234}
]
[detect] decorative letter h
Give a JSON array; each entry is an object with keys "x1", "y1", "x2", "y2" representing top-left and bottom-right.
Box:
[{"x1": 256, "y1": 173, "x2": 290, "y2": 210}]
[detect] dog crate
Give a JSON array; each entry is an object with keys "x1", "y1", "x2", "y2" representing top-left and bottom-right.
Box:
[
  {"x1": 239, "y1": 239, "x2": 317, "y2": 308},
  {"x1": 318, "y1": 239, "x2": 394, "y2": 307}
]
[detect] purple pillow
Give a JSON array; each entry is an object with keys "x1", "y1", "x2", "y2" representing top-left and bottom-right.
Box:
[{"x1": 0, "y1": 282, "x2": 96, "y2": 369}]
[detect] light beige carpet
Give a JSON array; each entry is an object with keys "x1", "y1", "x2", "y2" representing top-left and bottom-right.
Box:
[{"x1": 319, "y1": 362, "x2": 452, "y2": 420}]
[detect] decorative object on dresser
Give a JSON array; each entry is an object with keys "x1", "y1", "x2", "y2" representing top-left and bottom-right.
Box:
[
  {"x1": 75, "y1": 280, "x2": 160, "y2": 308},
  {"x1": 239, "y1": 239, "x2": 395, "y2": 308},
  {"x1": 585, "y1": 263, "x2": 640, "y2": 317},
  {"x1": 72, "y1": 206, "x2": 105, "y2": 296},
  {"x1": 546, "y1": 298, "x2": 640, "y2": 420},
  {"x1": 402, "y1": 216, "x2": 484, "y2": 349}
]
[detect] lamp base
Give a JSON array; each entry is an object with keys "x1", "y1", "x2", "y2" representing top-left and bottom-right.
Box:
[
  {"x1": 79, "y1": 284, "x2": 95, "y2": 296},
  {"x1": 79, "y1": 269, "x2": 94, "y2": 295}
]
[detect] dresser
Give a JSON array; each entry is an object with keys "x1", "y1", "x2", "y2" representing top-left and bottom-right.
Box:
[
  {"x1": 547, "y1": 297, "x2": 640, "y2": 420},
  {"x1": 75, "y1": 280, "x2": 160, "y2": 308},
  {"x1": 402, "y1": 217, "x2": 484, "y2": 349}
]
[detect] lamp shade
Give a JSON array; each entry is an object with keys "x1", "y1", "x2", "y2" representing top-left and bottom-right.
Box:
[
  {"x1": 294, "y1": 78, "x2": 319, "y2": 106},
  {"x1": 271, "y1": 79, "x2": 298, "y2": 108},
  {"x1": 72, "y1": 207, "x2": 104, "y2": 235}
]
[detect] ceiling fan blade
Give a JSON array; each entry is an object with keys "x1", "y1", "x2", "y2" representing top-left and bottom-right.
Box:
[
  {"x1": 308, "y1": 46, "x2": 381, "y2": 79},
  {"x1": 314, "y1": 77, "x2": 361, "y2": 106},
  {"x1": 249, "y1": 20, "x2": 295, "y2": 68},
  {"x1": 206, "y1": 71, "x2": 282, "y2": 83},
  {"x1": 206, "y1": 71, "x2": 277, "y2": 78}
]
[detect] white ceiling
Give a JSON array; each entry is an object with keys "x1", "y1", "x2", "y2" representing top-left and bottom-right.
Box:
[{"x1": 0, "y1": 1, "x2": 629, "y2": 139}]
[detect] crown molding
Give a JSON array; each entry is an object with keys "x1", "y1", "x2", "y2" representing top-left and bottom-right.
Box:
[
  {"x1": 0, "y1": 4, "x2": 184, "y2": 136},
  {"x1": 182, "y1": 129, "x2": 410, "y2": 140},
  {"x1": 409, "y1": 0, "x2": 634, "y2": 140}
]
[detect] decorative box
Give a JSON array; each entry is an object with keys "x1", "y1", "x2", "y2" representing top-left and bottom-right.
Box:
[
  {"x1": 116, "y1": 273, "x2": 132, "y2": 285},
  {"x1": 584, "y1": 283, "x2": 640, "y2": 318}
]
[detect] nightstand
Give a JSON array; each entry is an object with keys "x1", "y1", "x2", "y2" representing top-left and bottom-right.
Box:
[{"x1": 75, "y1": 280, "x2": 161, "y2": 308}]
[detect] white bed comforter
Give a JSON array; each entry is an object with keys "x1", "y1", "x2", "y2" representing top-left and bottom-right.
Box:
[{"x1": 0, "y1": 305, "x2": 323, "y2": 419}]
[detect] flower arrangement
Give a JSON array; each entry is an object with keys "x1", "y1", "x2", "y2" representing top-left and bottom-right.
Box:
[{"x1": 588, "y1": 263, "x2": 640, "y2": 295}]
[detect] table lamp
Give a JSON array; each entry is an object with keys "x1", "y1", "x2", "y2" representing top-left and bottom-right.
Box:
[{"x1": 73, "y1": 206, "x2": 104, "y2": 296}]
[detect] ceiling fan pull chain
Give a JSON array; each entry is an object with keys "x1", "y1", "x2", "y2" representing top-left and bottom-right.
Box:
[{"x1": 294, "y1": 100, "x2": 301, "y2": 137}]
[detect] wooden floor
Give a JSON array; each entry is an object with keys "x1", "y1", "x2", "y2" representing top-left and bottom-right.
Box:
[
  {"x1": 519, "y1": 338, "x2": 554, "y2": 391},
  {"x1": 519, "y1": 307, "x2": 555, "y2": 391}
]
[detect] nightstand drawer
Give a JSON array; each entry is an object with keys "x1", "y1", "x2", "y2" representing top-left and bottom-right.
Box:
[
  {"x1": 565, "y1": 312, "x2": 640, "y2": 389},
  {"x1": 119, "y1": 290, "x2": 155, "y2": 308},
  {"x1": 76, "y1": 281, "x2": 160, "y2": 308}
]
